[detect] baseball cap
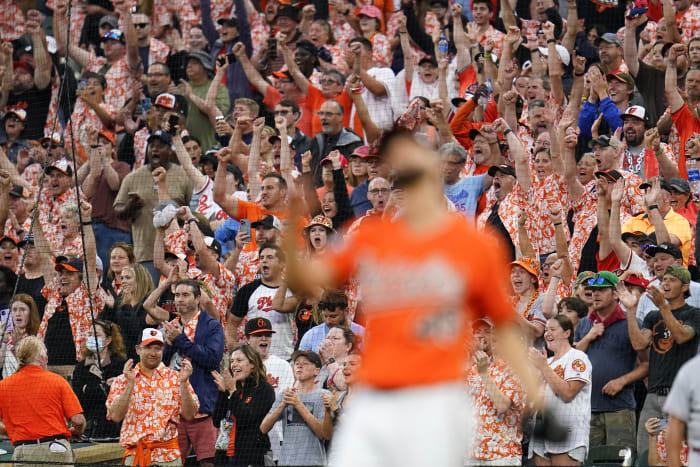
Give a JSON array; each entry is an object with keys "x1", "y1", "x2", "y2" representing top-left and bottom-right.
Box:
[
  {"x1": 586, "y1": 270, "x2": 619, "y2": 288},
  {"x1": 668, "y1": 177, "x2": 691, "y2": 194},
  {"x1": 600, "y1": 32, "x2": 622, "y2": 46},
  {"x1": 487, "y1": 164, "x2": 516, "y2": 177},
  {"x1": 304, "y1": 215, "x2": 334, "y2": 232},
  {"x1": 17, "y1": 233, "x2": 34, "y2": 248},
  {"x1": 623, "y1": 275, "x2": 650, "y2": 290},
  {"x1": 468, "y1": 128, "x2": 489, "y2": 141},
  {"x1": 0, "y1": 236, "x2": 18, "y2": 248},
  {"x1": 607, "y1": 72, "x2": 635, "y2": 88},
  {"x1": 45, "y1": 159, "x2": 73, "y2": 177},
  {"x1": 359, "y1": 5, "x2": 382, "y2": 18},
  {"x1": 291, "y1": 350, "x2": 323, "y2": 368},
  {"x1": 537, "y1": 44, "x2": 571, "y2": 66},
  {"x1": 589, "y1": 135, "x2": 616, "y2": 149},
  {"x1": 350, "y1": 146, "x2": 371, "y2": 158},
  {"x1": 187, "y1": 50, "x2": 214, "y2": 72},
  {"x1": 8, "y1": 184, "x2": 30, "y2": 198},
  {"x1": 321, "y1": 153, "x2": 348, "y2": 168},
  {"x1": 472, "y1": 317, "x2": 494, "y2": 329},
  {"x1": 154, "y1": 92, "x2": 189, "y2": 117},
  {"x1": 245, "y1": 317, "x2": 276, "y2": 335},
  {"x1": 418, "y1": 55, "x2": 438, "y2": 67},
  {"x1": 148, "y1": 129, "x2": 172, "y2": 144},
  {"x1": 621, "y1": 231, "x2": 649, "y2": 243},
  {"x1": 141, "y1": 328, "x2": 165, "y2": 346},
  {"x1": 275, "y1": 4, "x2": 300, "y2": 21},
  {"x1": 594, "y1": 169, "x2": 622, "y2": 182},
  {"x1": 621, "y1": 105, "x2": 645, "y2": 121},
  {"x1": 647, "y1": 242, "x2": 683, "y2": 259},
  {"x1": 664, "y1": 265, "x2": 690, "y2": 284},
  {"x1": 574, "y1": 271, "x2": 595, "y2": 288},
  {"x1": 251, "y1": 214, "x2": 283, "y2": 231},
  {"x1": 272, "y1": 70, "x2": 293, "y2": 81},
  {"x1": 99, "y1": 15, "x2": 118, "y2": 29},
  {"x1": 40, "y1": 132, "x2": 64, "y2": 146},
  {"x1": 6, "y1": 107, "x2": 27, "y2": 122},
  {"x1": 55, "y1": 257, "x2": 83, "y2": 273},
  {"x1": 510, "y1": 256, "x2": 540, "y2": 280},
  {"x1": 203, "y1": 236, "x2": 222, "y2": 257},
  {"x1": 12, "y1": 61, "x2": 33, "y2": 74},
  {"x1": 98, "y1": 130, "x2": 116, "y2": 146},
  {"x1": 152, "y1": 200, "x2": 179, "y2": 229},
  {"x1": 102, "y1": 29, "x2": 125, "y2": 44}
]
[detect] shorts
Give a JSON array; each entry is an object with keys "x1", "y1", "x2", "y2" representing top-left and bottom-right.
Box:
[
  {"x1": 177, "y1": 416, "x2": 217, "y2": 460},
  {"x1": 329, "y1": 382, "x2": 472, "y2": 467},
  {"x1": 532, "y1": 441, "x2": 586, "y2": 464}
]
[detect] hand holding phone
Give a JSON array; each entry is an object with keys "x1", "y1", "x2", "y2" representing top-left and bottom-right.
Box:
[{"x1": 240, "y1": 219, "x2": 251, "y2": 243}]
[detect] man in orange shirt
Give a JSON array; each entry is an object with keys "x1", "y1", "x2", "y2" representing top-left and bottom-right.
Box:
[
  {"x1": 285, "y1": 130, "x2": 539, "y2": 466},
  {"x1": 107, "y1": 328, "x2": 199, "y2": 466},
  {"x1": 0, "y1": 336, "x2": 85, "y2": 466}
]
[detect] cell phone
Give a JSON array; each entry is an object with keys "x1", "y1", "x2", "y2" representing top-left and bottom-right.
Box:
[
  {"x1": 227, "y1": 53, "x2": 237, "y2": 64},
  {"x1": 168, "y1": 114, "x2": 179, "y2": 135},
  {"x1": 141, "y1": 97, "x2": 151, "y2": 112},
  {"x1": 240, "y1": 219, "x2": 251, "y2": 243},
  {"x1": 77, "y1": 79, "x2": 87, "y2": 91},
  {"x1": 215, "y1": 115, "x2": 225, "y2": 121},
  {"x1": 216, "y1": 56, "x2": 226, "y2": 67},
  {"x1": 656, "y1": 418, "x2": 668, "y2": 430}
]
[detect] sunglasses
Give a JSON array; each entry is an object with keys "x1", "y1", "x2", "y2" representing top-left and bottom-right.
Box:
[
  {"x1": 41, "y1": 141, "x2": 60, "y2": 149},
  {"x1": 587, "y1": 277, "x2": 607, "y2": 286},
  {"x1": 134, "y1": 23, "x2": 150, "y2": 29},
  {"x1": 103, "y1": 31, "x2": 123, "y2": 41}
]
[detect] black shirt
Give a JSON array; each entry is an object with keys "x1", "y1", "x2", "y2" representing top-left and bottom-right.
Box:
[
  {"x1": 16, "y1": 274, "x2": 46, "y2": 317},
  {"x1": 642, "y1": 303, "x2": 700, "y2": 392},
  {"x1": 45, "y1": 299, "x2": 77, "y2": 365},
  {"x1": 99, "y1": 299, "x2": 149, "y2": 362}
]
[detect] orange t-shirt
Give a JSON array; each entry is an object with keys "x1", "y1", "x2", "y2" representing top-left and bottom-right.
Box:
[
  {"x1": 0, "y1": 365, "x2": 83, "y2": 444},
  {"x1": 324, "y1": 213, "x2": 516, "y2": 388},
  {"x1": 308, "y1": 85, "x2": 352, "y2": 136}
]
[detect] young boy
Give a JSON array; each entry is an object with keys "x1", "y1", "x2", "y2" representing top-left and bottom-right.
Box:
[{"x1": 260, "y1": 351, "x2": 333, "y2": 466}]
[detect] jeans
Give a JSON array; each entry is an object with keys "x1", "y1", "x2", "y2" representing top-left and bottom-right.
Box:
[{"x1": 92, "y1": 221, "x2": 131, "y2": 279}]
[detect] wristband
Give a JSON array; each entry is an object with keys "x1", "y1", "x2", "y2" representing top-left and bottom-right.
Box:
[
  {"x1": 575, "y1": 72, "x2": 585, "y2": 77},
  {"x1": 350, "y1": 86, "x2": 365, "y2": 94},
  {"x1": 187, "y1": 218, "x2": 197, "y2": 224},
  {"x1": 503, "y1": 128, "x2": 513, "y2": 137},
  {"x1": 648, "y1": 204, "x2": 659, "y2": 210},
  {"x1": 82, "y1": 221, "x2": 92, "y2": 226},
  {"x1": 553, "y1": 222, "x2": 562, "y2": 226},
  {"x1": 89, "y1": 145, "x2": 100, "y2": 148},
  {"x1": 654, "y1": 148, "x2": 663, "y2": 156},
  {"x1": 547, "y1": 39, "x2": 556, "y2": 44},
  {"x1": 483, "y1": 53, "x2": 492, "y2": 58},
  {"x1": 399, "y1": 31, "x2": 407, "y2": 34}
]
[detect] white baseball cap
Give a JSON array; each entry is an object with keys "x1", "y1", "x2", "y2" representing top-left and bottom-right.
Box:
[
  {"x1": 140, "y1": 328, "x2": 164, "y2": 346},
  {"x1": 537, "y1": 44, "x2": 571, "y2": 66},
  {"x1": 621, "y1": 105, "x2": 646, "y2": 121}
]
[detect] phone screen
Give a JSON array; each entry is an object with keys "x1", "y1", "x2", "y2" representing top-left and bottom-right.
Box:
[{"x1": 240, "y1": 219, "x2": 251, "y2": 243}]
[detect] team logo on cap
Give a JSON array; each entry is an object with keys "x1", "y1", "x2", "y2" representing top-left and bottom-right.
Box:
[
  {"x1": 150, "y1": 330, "x2": 158, "y2": 336},
  {"x1": 572, "y1": 359, "x2": 586, "y2": 372},
  {"x1": 257, "y1": 318, "x2": 265, "y2": 328}
]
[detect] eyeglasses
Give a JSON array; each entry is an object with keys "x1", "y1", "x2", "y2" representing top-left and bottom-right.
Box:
[
  {"x1": 369, "y1": 188, "x2": 390, "y2": 195},
  {"x1": 134, "y1": 23, "x2": 150, "y2": 29},
  {"x1": 103, "y1": 31, "x2": 123, "y2": 41},
  {"x1": 320, "y1": 79, "x2": 340, "y2": 85}
]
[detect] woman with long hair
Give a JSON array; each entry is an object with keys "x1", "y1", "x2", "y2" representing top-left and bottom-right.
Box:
[
  {"x1": 530, "y1": 315, "x2": 592, "y2": 466},
  {"x1": 71, "y1": 320, "x2": 126, "y2": 440},
  {"x1": 99, "y1": 263, "x2": 154, "y2": 361},
  {"x1": 0, "y1": 294, "x2": 40, "y2": 377},
  {"x1": 212, "y1": 344, "x2": 275, "y2": 466},
  {"x1": 106, "y1": 242, "x2": 135, "y2": 296}
]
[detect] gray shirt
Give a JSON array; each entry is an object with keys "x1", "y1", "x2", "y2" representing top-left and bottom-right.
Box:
[
  {"x1": 272, "y1": 387, "x2": 329, "y2": 466},
  {"x1": 663, "y1": 354, "x2": 700, "y2": 449}
]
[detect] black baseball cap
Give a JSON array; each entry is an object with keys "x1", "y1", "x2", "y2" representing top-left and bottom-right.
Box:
[
  {"x1": 589, "y1": 135, "x2": 614, "y2": 148},
  {"x1": 251, "y1": 214, "x2": 283, "y2": 231},
  {"x1": 245, "y1": 317, "x2": 276, "y2": 335},
  {"x1": 9, "y1": 184, "x2": 29, "y2": 198},
  {"x1": 639, "y1": 178, "x2": 673, "y2": 193},
  {"x1": 487, "y1": 164, "x2": 516, "y2": 177},
  {"x1": 646, "y1": 242, "x2": 683, "y2": 259},
  {"x1": 594, "y1": 169, "x2": 622, "y2": 182},
  {"x1": 291, "y1": 350, "x2": 323, "y2": 368}
]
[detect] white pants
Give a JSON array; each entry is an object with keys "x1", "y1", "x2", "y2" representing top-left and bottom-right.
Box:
[
  {"x1": 466, "y1": 457, "x2": 521, "y2": 466},
  {"x1": 329, "y1": 382, "x2": 472, "y2": 467}
]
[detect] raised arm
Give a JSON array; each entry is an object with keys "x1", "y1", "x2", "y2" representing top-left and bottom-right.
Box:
[
  {"x1": 32, "y1": 217, "x2": 58, "y2": 282},
  {"x1": 516, "y1": 211, "x2": 536, "y2": 260},
  {"x1": 347, "y1": 75, "x2": 382, "y2": 145},
  {"x1": 666, "y1": 44, "x2": 686, "y2": 113},
  {"x1": 597, "y1": 179, "x2": 612, "y2": 260},
  {"x1": 143, "y1": 268, "x2": 179, "y2": 324},
  {"x1": 397, "y1": 14, "x2": 414, "y2": 81},
  {"x1": 623, "y1": 15, "x2": 646, "y2": 77},
  {"x1": 114, "y1": 0, "x2": 141, "y2": 74},
  {"x1": 550, "y1": 209, "x2": 573, "y2": 283},
  {"x1": 53, "y1": 0, "x2": 92, "y2": 69},
  {"x1": 276, "y1": 117, "x2": 294, "y2": 190},
  {"x1": 79, "y1": 201, "x2": 99, "y2": 295},
  {"x1": 662, "y1": 0, "x2": 683, "y2": 43},
  {"x1": 450, "y1": 5, "x2": 471, "y2": 71},
  {"x1": 172, "y1": 133, "x2": 207, "y2": 191},
  {"x1": 562, "y1": 0, "x2": 578, "y2": 53},
  {"x1": 495, "y1": 117, "x2": 531, "y2": 192},
  {"x1": 610, "y1": 178, "x2": 633, "y2": 264},
  {"x1": 205, "y1": 59, "x2": 228, "y2": 119},
  {"x1": 232, "y1": 42, "x2": 269, "y2": 96},
  {"x1": 213, "y1": 148, "x2": 241, "y2": 219},
  {"x1": 248, "y1": 118, "x2": 265, "y2": 200},
  {"x1": 278, "y1": 34, "x2": 309, "y2": 95},
  {"x1": 26, "y1": 10, "x2": 51, "y2": 90}
]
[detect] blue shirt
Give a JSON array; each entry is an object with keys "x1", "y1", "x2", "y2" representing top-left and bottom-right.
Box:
[
  {"x1": 350, "y1": 180, "x2": 371, "y2": 217},
  {"x1": 298, "y1": 322, "x2": 366, "y2": 353},
  {"x1": 443, "y1": 174, "x2": 486, "y2": 220},
  {"x1": 214, "y1": 218, "x2": 240, "y2": 257},
  {"x1": 575, "y1": 315, "x2": 638, "y2": 412}
]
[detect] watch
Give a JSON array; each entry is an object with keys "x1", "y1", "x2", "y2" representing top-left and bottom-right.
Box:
[{"x1": 326, "y1": 358, "x2": 336, "y2": 365}]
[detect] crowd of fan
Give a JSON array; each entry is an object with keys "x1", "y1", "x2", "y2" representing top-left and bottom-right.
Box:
[{"x1": 0, "y1": 0, "x2": 700, "y2": 464}]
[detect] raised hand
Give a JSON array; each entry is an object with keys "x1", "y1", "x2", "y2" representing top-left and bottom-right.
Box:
[
  {"x1": 211, "y1": 370, "x2": 227, "y2": 391},
  {"x1": 179, "y1": 359, "x2": 193, "y2": 383},
  {"x1": 541, "y1": 21, "x2": 555, "y2": 41},
  {"x1": 123, "y1": 359, "x2": 137, "y2": 384},
  {"x1": 610, "y1": 177, "x2": 625, "y2": 203},
  {"x1": 474, "y1": 350, "x2": 490, "y2": 374},
  {"x1": 491, "y1": 117, "x2": 510, "y2": 134},
  {"x1": 644, "y1": 177, "x2": 661, "y2": 207},
  {"x1": 573, "y1": 52, "x2": 586, "y2": 76},
  {"x1": 152, "y1": 166, "x2": 168, "y2": 185},
  {"x1": 643, "y1": 128, "x2": 661, "y2": 152},
  {"x1": 646, "y1": 285, "x2": 667, "y2": 309},
  {"x1": 79, "y1": 200, "x2": 93, "y2": 219},
  {"x1": 232, "y1": 42, "x2": 246, "y2": 58}
]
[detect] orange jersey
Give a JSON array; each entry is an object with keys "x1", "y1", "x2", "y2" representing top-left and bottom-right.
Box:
[{"x1": 325, "y1": 214, "x2": 515, "y2": 389}]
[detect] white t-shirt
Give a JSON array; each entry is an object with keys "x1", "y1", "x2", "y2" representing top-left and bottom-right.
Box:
[
  {"x1": 636, "y1": 279, "x2": 700, "y2": 322},
  {"x1": 543, "y1": 348, "x2": 592, "y2": 455},
  {"x1": 351, "y1": 67, "x2": 395, "y2": 133},
  {"x1": 232, "y1": 280, "x2": 295, "y2": 359}
]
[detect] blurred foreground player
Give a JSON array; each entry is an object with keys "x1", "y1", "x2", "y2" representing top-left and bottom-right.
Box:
[{"x1": 285, "y1": 130, "x2": 540, "y2": 467}]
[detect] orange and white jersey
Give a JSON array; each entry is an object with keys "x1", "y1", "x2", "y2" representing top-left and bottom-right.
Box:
[{"x1": 325, "y1": 213, "x2": 516, "y2": 389}]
